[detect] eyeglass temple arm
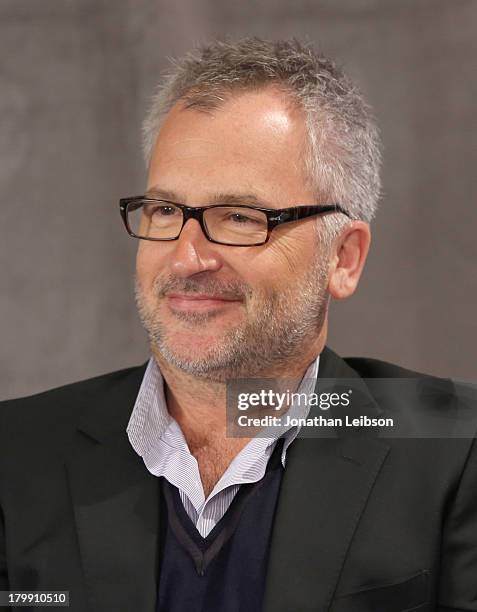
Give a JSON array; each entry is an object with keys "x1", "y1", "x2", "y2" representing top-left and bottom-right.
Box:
[{"x1": 268, "y1": 204, "x2": 350, "y2": 226}]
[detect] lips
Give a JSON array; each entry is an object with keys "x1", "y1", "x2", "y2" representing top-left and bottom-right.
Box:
[
  {"x1": 165, "y1": 292, "x2": 242, "y2": 313},
  {"x1": 166, "y1": 293, "x2": 240, "y2": 301}
]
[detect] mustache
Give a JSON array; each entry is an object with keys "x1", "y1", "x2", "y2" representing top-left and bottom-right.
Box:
[{"x1": 153, "y1": 274, "x2": 253, "y2": 301}]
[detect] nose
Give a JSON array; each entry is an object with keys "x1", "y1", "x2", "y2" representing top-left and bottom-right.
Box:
[{"x1": 169, "y1": 218, "x2": 222, "y2": 277}]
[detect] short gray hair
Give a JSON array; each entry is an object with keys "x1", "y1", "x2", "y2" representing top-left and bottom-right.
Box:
[{"x1": 142, "y1": 37, "x2": 382, "y2": 233}]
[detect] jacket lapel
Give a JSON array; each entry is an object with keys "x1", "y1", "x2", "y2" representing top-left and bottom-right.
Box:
[
  {"x1": 66, "y1": 364, "x2": 160, "y2": 612},
  {"x1": 263, "y1": 347, "x2": 391, "y2": 612}
]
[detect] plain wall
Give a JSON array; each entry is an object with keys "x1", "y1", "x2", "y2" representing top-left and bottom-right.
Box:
[{"x1": 1, "y1": 0, "x2": 476, "y2": 399}]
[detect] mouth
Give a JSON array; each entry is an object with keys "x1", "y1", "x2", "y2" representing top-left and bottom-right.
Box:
[{"x1": 165, "y1": 292, "x2": 243, "y2": 313}]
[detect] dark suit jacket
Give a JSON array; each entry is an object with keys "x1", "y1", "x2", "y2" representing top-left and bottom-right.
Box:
[{"x1": 0, "y1": 347, "x2": 476, "y2": 611}]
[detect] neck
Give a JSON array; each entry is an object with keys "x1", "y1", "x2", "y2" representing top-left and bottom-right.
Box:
[{"x1": 152, "y1": 326, "x2": 327, "y2": 452}]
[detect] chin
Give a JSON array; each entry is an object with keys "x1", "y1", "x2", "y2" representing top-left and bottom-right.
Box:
[
  {"x1": 160, "y1": 330, "x2": 223, "y2": 359},
  {"x1": 156, "y1": 344, "x2": 226, "y2": 380}
]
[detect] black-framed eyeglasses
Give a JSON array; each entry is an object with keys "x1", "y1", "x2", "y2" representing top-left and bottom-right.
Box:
[{"x1": 119, "y1": 196, "x2": 351, "y2": 247}]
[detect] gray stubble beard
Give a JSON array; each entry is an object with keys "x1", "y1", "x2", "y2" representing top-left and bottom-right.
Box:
[{"x1": 135, "y1": 253, "x2": 329, "y2": 382}]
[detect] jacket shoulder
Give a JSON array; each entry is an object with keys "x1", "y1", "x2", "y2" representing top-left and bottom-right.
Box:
[
  {"x1": 343, "y1": 355, "x2": 431, "y2": 378},
  {"x1": 0, "y1": 364, "x2": 147, "y2": 450},
  {"x1": 1, "y1": 364, "x2": 146, "y2": 410},
  {"x1": 344, "y1": 354, "x2": 477, "y2": 427}
]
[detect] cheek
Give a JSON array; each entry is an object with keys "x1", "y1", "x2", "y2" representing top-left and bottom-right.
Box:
[
  {"x1": 135, "y1": 244, "x2": 166, "y2": 287},
  {"x1": 250, "y1": 233, "x2": 317, "y2": 278}
]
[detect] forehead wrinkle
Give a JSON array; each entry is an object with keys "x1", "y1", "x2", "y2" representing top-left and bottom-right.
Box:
[
  {"x1": 166, "y1": 136, "x2": 220, "y2": 150},
  {"x1": 144, "y1": 185, "x2": 277, "y2": 208},
  {"x1": 209, "y1": 192, "x2": 275, "y2": 208}
]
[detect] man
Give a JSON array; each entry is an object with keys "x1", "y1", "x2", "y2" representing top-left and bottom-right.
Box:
[{"x1": 0, "y1": 37, "x2": 476, "y2": 612}]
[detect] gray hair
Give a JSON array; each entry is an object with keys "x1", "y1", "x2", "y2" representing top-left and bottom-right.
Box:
[{"x1": 142, "y1": 37, "x2": 382, "y2": 240}]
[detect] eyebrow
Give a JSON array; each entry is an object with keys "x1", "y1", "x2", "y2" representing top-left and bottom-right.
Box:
[{"x1": 144, "y1": 186, "x2": 276, "y2": 209}]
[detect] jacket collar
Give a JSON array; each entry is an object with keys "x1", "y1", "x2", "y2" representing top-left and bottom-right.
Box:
[{"x1": 75, "y1": 363, "x2": 148, "y2": 444}]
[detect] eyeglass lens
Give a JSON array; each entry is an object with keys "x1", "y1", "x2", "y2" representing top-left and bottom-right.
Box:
[{"x1": 127, "y1": 201, "x2": 268, "y2": 245}]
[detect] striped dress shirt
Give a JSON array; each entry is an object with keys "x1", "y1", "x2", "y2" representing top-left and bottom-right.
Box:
[{"x1": 127, "y1": 355, "x2": 319, "y2": 537}]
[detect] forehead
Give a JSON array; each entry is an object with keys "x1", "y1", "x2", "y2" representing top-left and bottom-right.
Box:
[{"x1": 147, "y1": 87, "x2": 312, "y2": 207}]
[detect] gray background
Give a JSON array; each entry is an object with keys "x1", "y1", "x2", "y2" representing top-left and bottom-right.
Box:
[{"x1": 1, "y1": 0, "x2": 476, "y2": 400}]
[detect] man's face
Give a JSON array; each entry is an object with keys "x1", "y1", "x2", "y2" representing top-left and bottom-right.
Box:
[{"x1": 135, "y1": 87, "x2": 331, "y2": 381}]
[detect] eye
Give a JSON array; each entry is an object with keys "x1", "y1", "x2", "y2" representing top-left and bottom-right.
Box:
[
  {"x1": 230, "y1": 213, "x2": 255, "y2": 223},
  {"x1": 153, "y1": 205, "x2": 178, "y2": 216},
  {"x1": 224, "y1": 211, "x2": 264, "y2": 225}
]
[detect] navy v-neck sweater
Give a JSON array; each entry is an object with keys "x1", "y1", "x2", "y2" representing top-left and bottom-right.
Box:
[{"x1": 156, "y1": 438, "x2": 285, "y2": 612}]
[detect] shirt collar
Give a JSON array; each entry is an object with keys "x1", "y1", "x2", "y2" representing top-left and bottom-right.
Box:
[{"x1": 127, "y1": 354, "x2": 320, "y2": 468}]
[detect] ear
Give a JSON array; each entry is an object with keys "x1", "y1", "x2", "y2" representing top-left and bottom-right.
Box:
[{"x1": 328, "y1": 221, "x2": 371, "y2": 300}]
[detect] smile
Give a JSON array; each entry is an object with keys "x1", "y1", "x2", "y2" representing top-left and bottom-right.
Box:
[{"x1": 165, "y1": 293, "x2": 242, "y2": 313}]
